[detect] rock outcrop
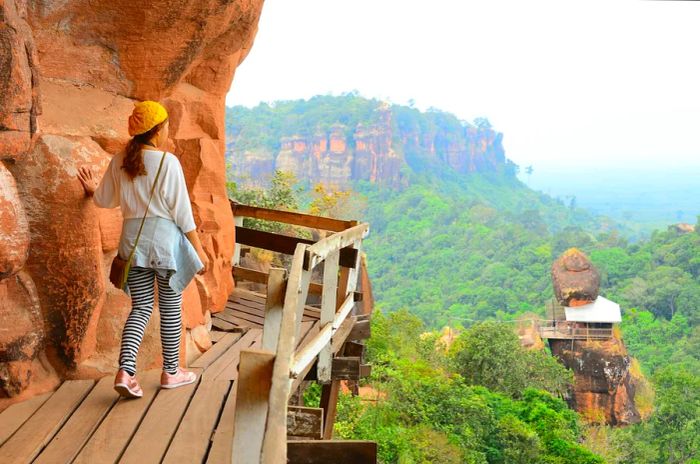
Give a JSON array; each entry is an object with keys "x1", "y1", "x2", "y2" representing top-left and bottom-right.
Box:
[
  {"x1": 0, "y1": 0, "x2": 264, "y2": 402},
  {"x1": 227, "y1": 101, "x2": 511, "y2": 188},
  {"x1": 549, "y1": 338, "x2": 641, "y2": 425}
]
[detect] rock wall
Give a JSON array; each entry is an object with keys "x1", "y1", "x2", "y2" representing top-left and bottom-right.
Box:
[
  {"x1": 0, "y1": 0, "x2": 264, "y2": 402},
  {"x1": 549, "y1": 337, "x2": 641, "y2": 425},
  {"x1": 228, "y1": 104, "x2": 508, "y2": 188}
]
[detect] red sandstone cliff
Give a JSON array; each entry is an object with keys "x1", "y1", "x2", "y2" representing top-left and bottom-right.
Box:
[
  {"x1": 227, "y1": 102, "x2": 510, "y2": 188},
  {"x1": 0, "y1": 0, "x2": 264, "y2": 402}
]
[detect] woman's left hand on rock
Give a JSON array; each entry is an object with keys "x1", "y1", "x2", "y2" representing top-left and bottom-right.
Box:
[{"x1": 78, "y1": 166, "x2": 98, "y2": 196}]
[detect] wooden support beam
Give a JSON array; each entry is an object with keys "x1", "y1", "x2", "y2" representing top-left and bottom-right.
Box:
[
  {"x1": 358, "y1": 256, "x2": 375, "y2": 316},
  {"x1": 343, "y1": 341, "x2": 366, "y2": 360},
  {"x1": 303, "y1": 346, "x2": 370, "y2": 382},
  {"x1": 262, "y1": 268, "x2": 287, "y2": 352},
  {"x1": 331, "y1": 317, "x2": 357, "y2": 354},
  {"x1": 231, "y1": 201, "x2": 356, "y2": 232},
  {"x1": 360, "y1": 364, "x2": 372, "y2": 378},
  {"x1": 231, "y1": 349, "x2": 275, "y2": 464},
  {"x1": 348, "y1": 320, "x2": 371, "y2": 340},
  {"x1": 287, "y1": 440, "x2": 377, "y2": 464},
  {"x1": 287, "y1": 406, "x2": 323, "y2": 440},
  {"x1": 232, "y1": 265, "x2": 269, "y2": 284},
  {"x1": 337, "y1": 268, "x2": 350, "y2": 312},
  {"x1": 235, "y1": 227, "x2": 358, "y2": 268},
  {"x1": 331, "y1": 357, "x2": 363, "y2": 381},
  {"x1": 319, "y1": 380, "x2": 340, "y2": 440}
]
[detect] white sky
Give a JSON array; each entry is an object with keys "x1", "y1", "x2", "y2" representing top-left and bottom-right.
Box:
[{"x1": 226, "y1": 0, "x2": 700, "y2": 170}]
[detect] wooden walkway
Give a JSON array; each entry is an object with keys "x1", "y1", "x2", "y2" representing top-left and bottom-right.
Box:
[{"x1": 0, "y1": 288, "x2": 321, "y2": 464}]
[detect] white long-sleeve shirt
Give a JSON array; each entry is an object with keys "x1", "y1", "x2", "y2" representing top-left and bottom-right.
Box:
[{"x1": 94, "y1": 149, "x2": 197, "y2": 233}]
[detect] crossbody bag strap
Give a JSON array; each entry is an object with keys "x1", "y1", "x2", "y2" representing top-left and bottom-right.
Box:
[{"x1": 126, "y1": 151, "x2": 168, "y2": 262}]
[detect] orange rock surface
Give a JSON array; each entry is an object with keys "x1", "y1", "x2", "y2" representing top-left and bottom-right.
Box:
[
  {"x1": 549, "y1": 337, "x2": 641, "y2": 425},
  {"x1": 0, "y1": 0, "x2": 264, "y2": 402}
]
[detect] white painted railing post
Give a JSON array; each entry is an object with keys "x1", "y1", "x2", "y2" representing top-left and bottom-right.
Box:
[
  {"x1": 317, "y1": 250, "x2": 339, "y2": 383},
  {"x1": 262, "y1": 268, "x2": 287, "y2": 352},
  {"x1": 233, "y1": 215, "x2": 243, "y2": 266},
  {"x1": 342, "y1": 239, "x2": 363, "y2": 316},
  {"x1": 260, "y1": 245, "x2": 311, "y2": 464}
]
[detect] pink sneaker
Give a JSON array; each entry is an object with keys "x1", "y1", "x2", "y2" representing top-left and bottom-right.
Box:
[
  {"x1": 114, "y1": 369, "x2": 144, "y2": 398},
  {"x1": 160, "y1": 367, "x2": 197, "y2": 389}
]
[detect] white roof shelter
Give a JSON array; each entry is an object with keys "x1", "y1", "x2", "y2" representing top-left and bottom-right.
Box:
[{"x1": 564, "y1": 296, "x2": 621, "y2": 323}]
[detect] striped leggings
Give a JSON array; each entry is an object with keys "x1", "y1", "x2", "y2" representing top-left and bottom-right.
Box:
[{"x1": 119, "y1": 266, "x2": 182, "y2": 376}]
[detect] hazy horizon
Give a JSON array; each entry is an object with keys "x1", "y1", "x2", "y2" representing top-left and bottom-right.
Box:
[{"x1": 227, "y1": 0, "x2": 700, "y2": 172}]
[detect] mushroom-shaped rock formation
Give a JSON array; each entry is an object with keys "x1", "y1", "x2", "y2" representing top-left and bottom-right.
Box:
[
  {"x1": 551, "y1": 248, "x2": 600, "y2": 307},
  {"x1": 547, "y1": 248, "x2": 641, "y2": 425}
]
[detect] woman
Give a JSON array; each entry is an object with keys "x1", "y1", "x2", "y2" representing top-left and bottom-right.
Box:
[{"x1": 78, "y1": 100, "x2": 210, "y2": 398}]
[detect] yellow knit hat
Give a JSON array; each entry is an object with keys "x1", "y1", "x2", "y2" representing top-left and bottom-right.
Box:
[{"x1": 128, "y1": 101, "x2": 169, "y2": 136}]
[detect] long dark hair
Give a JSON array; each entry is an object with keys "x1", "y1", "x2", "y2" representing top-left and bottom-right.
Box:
[{"x1": 121, "y1": 121, "x2": 167, "y2": 179}]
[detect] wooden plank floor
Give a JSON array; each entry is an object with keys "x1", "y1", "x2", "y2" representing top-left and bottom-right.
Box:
[
  {"x1": 216, "y1": 288, "x2": 320, "y2": 332},
  {"x1": 0, "y1": 288, "x2": 320, "y2": 464}
]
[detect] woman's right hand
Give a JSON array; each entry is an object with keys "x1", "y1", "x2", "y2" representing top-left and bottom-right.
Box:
[
  {"x1": 197, "y1": 250, "x2": 210, "y2": 275},
  {"x1": 185, "y1": 229, "x2": 210, "y2": 275}
]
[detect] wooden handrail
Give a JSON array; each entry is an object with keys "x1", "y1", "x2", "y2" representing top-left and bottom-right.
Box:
[
  {"x1": 538, "y1": 325, "x2": 613, "y2": 340},
  {"x1": 304, "y1": 223, "x2": 369, "y2": 270},
  {"x1": 235, "y1": 226, "x2": 359, "y2": 268},
  {"x1": 231, "y1": 207, "x2": 370, "y2": 463},
  {"x1": 231, "y1": 201, "x2": 356, "y2": 232},
  {"x1": 289, "y1": 292, "x2": 355, "y2": 379},
  {"x1": 232, "y1": 265, "x2": 364, "y2": 302}
]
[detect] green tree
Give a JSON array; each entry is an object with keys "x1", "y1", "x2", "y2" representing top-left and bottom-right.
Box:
[
  {"x1": 449, "y1": 321, "x2": 572, "y2": 398},
  {"x1": 227, "y1": 170, "x2": 302, "y2": 233},
  {"x1": 651, "y1": 366, "x2": 700, "y2": 463}
]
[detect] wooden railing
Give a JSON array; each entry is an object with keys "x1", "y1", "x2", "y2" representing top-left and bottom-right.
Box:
[
  {"x1": 228, "y1": 201, "x2": 371, "y2": 463},
  {"x1": 537, "y1": 320, "x2": 613, "y2": 340}
]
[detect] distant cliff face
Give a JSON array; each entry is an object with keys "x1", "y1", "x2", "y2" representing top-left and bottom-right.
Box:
[{"x1": 226, "y1": 98, "x2": 513, "y2": 188}]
